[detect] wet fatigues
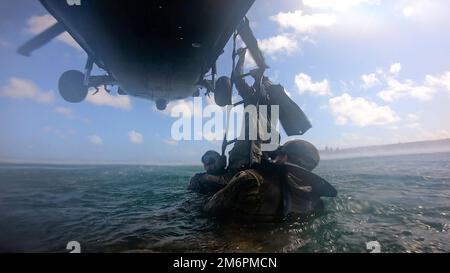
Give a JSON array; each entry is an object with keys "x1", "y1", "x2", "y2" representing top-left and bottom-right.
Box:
[
  {"x1": 202, "y1": 162, "x2": 326, "y2": 222},
  {"x1": 203, "y1": 168, "x2": 283, "y2": 222},
  {"x1": 189, "y1": 50, "x2": 329, "y2": 221},
  {"x1": 188, "y1": 171, "x2": 233, "y2": 195},
  {"x1": 189, "y1": 50, "x2": 272, "y2": 195}
]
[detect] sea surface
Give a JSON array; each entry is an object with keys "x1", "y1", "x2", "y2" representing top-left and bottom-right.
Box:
[{"x1": 0, "y1": 152, "x2": 449, "y2": 253}]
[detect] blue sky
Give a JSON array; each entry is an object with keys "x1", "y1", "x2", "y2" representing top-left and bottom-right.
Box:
[{"x1": 1, "y1": 0, "x2": 450, "y2": 164}]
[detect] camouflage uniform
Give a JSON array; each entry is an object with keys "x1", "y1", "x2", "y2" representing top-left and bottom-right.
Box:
[{"x1": 203, "y1": 168, "x2": 283, "y2": 222}]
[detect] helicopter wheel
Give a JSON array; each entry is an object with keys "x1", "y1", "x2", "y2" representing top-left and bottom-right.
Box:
[
  {"x1": 156, "y1": 99, "x2": 168, "y2": 111},
  {"x1": 58, "y1": 70, "x2": 89, "y2": 103}
]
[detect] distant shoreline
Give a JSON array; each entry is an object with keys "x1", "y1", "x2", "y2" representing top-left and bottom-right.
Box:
[
  {"x1": 1, "y1": 151, "x2": 450, "y2": 166},
  {"x1": 1, "y1": 139, "x2": 449, "y2": 166},
  {"x1": 320, "y1": 138, "x2": 450, "y2": 160},
  {"x1": 0, "y1": 161, "x2": 203, "y2": 167},
  {"x1": 321, "y1": 150, "x2": 450, "y2": 161}
]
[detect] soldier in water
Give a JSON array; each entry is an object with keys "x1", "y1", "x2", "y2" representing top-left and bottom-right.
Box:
[
  {"x1": 188, "y1": 47, "x2": 270, "y2": 194},
  {"x1": 188, "y1": 48, "x2": 325, "y2": 221}
]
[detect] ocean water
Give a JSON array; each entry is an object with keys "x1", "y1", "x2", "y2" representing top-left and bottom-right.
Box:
[{"x1": 0, "y1": 152, "x2": 449, "y2": 253}]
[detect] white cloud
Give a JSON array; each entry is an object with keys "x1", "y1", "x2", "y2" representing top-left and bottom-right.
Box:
[
  {"x1": 162, "y1": 99, "x2": 202, "y2": 118},
  {"x1": 425, "y1": 72, "x2": 450, "y2": 93},
  {"x1": 26, "y1": 14, "x2": 82, "y2": 50},
  {"x1": 128, "y1": 130, "x2": 143, "y2": 144},
  {"x1": 389, "y1": 63, "x2": 402, "y2": 74},
  {"x1": 265, "y1": 1, "x2": 382, "y2": 59},
  {"x1": 303, "y1": 0, "x2": 380, "y2": 10},
  {"x1": 360, "y1": 64, "x2": 450, "y2": 102},
  {"x1": 378, "y1": 78, "x2": 435, "y2": 102},
  {"x1": 402, "y1": 6, "x2": 415, "y2": 17},
  {"x1": 301, "y1": 35, "x2": 317, "y2": 45},
  {"x1": 86, "y1": 87, "x2": 132, "y2": 110},
  {"x1": 53, "y1": 106, "x2": 89, "y2": 123},
  {"x1": 89, "y1": 135, "x2": 103, "y2": 145},
  {"x1": 270, "y1": 9, "x2": 337, "y2": 33},
  {"x1": 295, "y1": 73, "x2": 331, "y2": 96},
  {"x1": 361, "y1": 73, "x2": 380, "y2": 89},
  {"x1": 258, "y1": 34, "x2": 299, "y2": 55},
  {"x1": 401, "y1": 0, "x2": 449, "y2": 22},
  {"x1": 329, "y1": 93, "x2": 399, "y2": 126},
  {"x1": 1, "y1": 77, "x2": 55, "y2": 103}
]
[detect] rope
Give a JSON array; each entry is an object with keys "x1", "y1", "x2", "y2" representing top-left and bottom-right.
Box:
[{"x1": 222, "y1": 31, "x2": 239, "y2": 156}]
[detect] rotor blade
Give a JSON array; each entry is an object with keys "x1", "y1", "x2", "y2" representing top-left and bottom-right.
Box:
[{"x1": 17, "y1": 22, "x2": 65, "y2": 56}]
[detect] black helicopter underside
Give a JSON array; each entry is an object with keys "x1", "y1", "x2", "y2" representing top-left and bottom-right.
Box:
[{"x1": 40, "y1": 0, "x2": 255, "y2": 99}]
